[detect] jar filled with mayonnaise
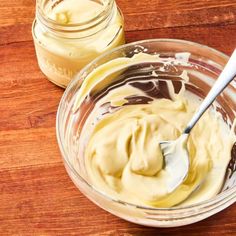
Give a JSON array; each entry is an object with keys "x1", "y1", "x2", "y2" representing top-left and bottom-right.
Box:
[{"x1": 32, "y1": 0, "x2": 125, "y2": 88}]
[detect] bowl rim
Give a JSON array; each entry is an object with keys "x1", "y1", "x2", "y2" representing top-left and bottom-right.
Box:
[{"x1": 56, "y1": 38, "x2": 235, "y2": 212}]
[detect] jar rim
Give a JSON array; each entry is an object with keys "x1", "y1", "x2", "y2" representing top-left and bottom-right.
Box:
[
  {"x1": 56, "y1": 38, "x2": 236, "y2": 213},
  {"x1": 35, "y1": 0, "x2": 115, "y2": 37}
]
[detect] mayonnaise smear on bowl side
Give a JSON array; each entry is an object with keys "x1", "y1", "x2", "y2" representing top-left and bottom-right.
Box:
[{"x1": 74, "y1": 53, "x2": 236, "y2": 207}]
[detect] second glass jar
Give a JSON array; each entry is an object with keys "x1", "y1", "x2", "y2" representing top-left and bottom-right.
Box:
[{"x1": 32, "y1": 0, "x2": 125, "y2": 88}]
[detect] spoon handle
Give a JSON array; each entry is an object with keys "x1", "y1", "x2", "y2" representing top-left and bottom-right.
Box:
[{"x1": 184, "y1": 49, "x2": 236, "y2": 134}]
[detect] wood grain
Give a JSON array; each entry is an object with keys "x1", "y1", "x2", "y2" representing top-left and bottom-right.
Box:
[
  {"x1": 0, "y1": 164, "x2": 235, "y2": 235},
  {"x1": 0, "y1": 0, "x2": 236, "y2": 235}
]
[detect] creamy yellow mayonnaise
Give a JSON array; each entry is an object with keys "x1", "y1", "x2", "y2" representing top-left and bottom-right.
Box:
[
  {"x1": 47, "y1": 0, "x2": 105, "y2": 24},
  {"x1": 75, "y1": 53, "x2": 236, "y2": 207},
  {"x1": 33, "y1": 0, "x2": 125, "y2": 87}
]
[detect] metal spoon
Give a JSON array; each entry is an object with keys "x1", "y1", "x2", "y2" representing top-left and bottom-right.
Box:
[{"x1": 160, "y1": 49, "x2": 236, "y2": 193}]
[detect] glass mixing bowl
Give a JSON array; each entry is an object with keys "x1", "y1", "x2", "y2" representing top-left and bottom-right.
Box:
[{"x1": 56, "y1": 39, "x2": 236, "y2": 227}]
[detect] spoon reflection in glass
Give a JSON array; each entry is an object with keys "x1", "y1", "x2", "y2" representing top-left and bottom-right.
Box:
[{"x1": 160, "y1": 49, "x2": 236, "y2": 193}]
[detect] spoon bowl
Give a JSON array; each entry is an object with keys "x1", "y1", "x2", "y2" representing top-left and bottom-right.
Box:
[{"x1": 160, "y1": 134, "x2": 189, "y2": 192}]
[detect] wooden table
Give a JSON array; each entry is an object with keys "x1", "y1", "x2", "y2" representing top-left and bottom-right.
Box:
[{"x1": 1, "y1": 0, "x2": 236, "y2": 235}]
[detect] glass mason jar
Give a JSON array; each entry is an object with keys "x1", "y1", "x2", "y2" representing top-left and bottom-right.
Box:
[{"x1": 32, "y1": 0, "x2": 125, "y2": 88}]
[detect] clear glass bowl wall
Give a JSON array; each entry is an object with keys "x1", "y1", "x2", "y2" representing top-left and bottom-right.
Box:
[{"x1": 57, "y1": 39, "x2": 236, "y2": 227}]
